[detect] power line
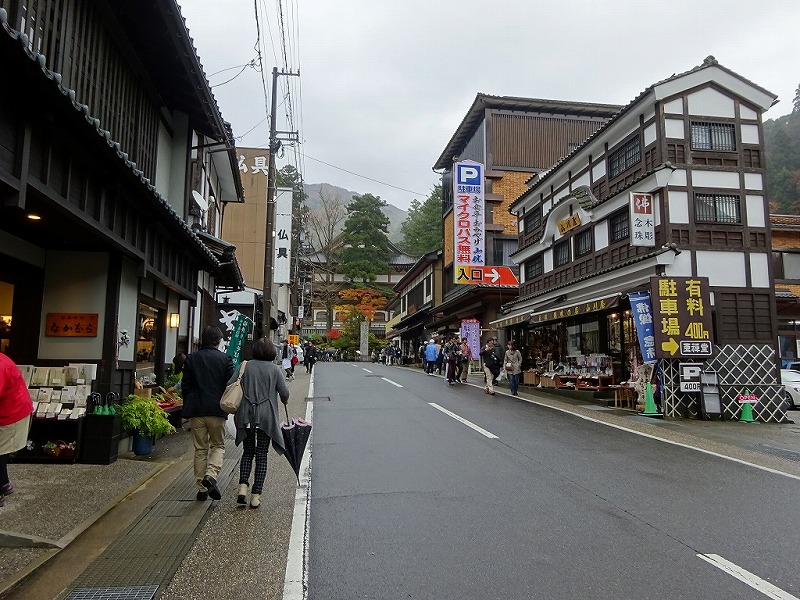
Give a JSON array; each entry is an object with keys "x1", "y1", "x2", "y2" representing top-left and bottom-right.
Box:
[{"x1": 302, "y1": 154, "x2": 427, "y2": 197}]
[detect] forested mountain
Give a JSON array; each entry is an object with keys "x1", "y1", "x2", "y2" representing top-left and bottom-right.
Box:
[{"x1": 764, "y1": 85, "x2": 800, "y2": 214}]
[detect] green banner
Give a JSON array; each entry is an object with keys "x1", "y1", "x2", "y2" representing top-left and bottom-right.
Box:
[{"x1": 226, "y1": 314, "x2": 252, "y2": 370}]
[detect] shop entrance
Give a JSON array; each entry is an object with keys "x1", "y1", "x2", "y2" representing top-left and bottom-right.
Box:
[
  {"x1": 136, "y1": 302, "x2": 164, "y2": 385},
  {"x1": 0, "y1": 280, "x2": 12, "y2": 354}
]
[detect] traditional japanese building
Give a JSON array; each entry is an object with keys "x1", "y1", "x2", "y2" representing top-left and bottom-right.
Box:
[
  {"x1": 0, "y1": 0, "x2": 243, "y2": 431},
  {"x1": 498, "y1": 57, "x2": 786, "y2": 421}
]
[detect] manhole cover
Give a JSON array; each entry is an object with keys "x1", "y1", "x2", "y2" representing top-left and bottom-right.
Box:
[{"x1": 65, "y1": 586, "x2": 159, "y2": 600}]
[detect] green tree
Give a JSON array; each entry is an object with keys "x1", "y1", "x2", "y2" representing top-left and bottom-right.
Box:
[
  {"x1": 400, "y1": 184, "x2": 443, "y2": 255},
  {"x1": 340, "y1": 193, "x2": 390, "y2": 282},
  {"x1": 275, "y1": 164, "x2": 307, "y2": 213}
]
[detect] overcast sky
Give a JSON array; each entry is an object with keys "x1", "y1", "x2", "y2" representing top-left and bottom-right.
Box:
[{"x1": 178, "y1": 0, "x2": 799, "y2": 211}]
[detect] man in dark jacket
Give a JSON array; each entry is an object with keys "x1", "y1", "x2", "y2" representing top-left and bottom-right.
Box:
[
  {"x1": 480, "y1": 339, "x2": 501, "y2": 395},
  {"x1": 181, "y1": 326, "x2": 234, "y2": 501}
]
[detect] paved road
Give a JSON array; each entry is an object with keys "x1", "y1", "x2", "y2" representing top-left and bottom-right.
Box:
[{"x1": 307, "y1": 363, "x2": 800, "y2": 600}]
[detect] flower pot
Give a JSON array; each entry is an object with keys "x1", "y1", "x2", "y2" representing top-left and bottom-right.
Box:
[{"x1": 132, "y1": 433, "x2": 154, "y2": 456}]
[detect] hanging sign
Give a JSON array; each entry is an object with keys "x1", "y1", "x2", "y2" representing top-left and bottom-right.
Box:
[
  {"x1": 453, "y1": 160, "x2": 485, "y2": 284},
  {"x1": 459, "y1": 318, "x2": 481, "y2": 361},
  {"x1": 226, "y1": 314, "x2": 253, "y2": 370},
  {"x1": 628, "y1": 292, "x2": 656, "y2": 363},
  {"x1": 650, "y1": 276, "x2": 714, "y2": 358},
  {"x1": 454, "y1": 265, "x2": 518, "y2": 286},
  {"x1": 273, "y1": 188, "x2": 293, "y2": 285},
  {"x1": 557, "y1": 213, "x2": 581, "y2": 235},
  {"x1": 45, "y1": 313, "x2": 99, "y2": 337},
  {"x1": 630, "y1": 192, "x2": 655, "y2": 247}
]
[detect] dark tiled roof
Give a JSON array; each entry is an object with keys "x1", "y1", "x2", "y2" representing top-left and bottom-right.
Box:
[{"x1": 770, "y1": 214, "x2": 800, "y2": 228}]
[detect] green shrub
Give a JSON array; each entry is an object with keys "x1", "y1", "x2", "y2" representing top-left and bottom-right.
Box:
[{"x1": 119, "y1": 395, "x2": 176, "y2": 437}]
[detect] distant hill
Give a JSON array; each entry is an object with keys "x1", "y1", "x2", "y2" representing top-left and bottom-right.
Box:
[
  {"x1": 764, "y1": 107, "x2": 800, "y2": 214},
  {"x1": 303, "y1": 183, "x2": 407, "y2": 243}
]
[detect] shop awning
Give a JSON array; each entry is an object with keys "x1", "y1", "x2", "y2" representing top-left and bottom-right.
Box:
[
  {"x1": 490, "y1": 306, "x2": 535, "y2": 329},
  {"x1": 528, "y1": 293, "x2": 622, "y2": 326}
]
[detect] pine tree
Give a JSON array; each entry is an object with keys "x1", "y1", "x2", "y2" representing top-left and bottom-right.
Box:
[
  {"x1": 400, "y1": 184, "x2": 443, "y2": 256},
  {"x1": 340, "y1": 193, "x2": 390, "y2": 282}
]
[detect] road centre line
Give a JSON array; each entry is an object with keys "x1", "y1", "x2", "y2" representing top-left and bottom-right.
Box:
[
  {"x1": 697, "y1": 554, "x2": 798, "y2": 600},
  {"x1": 381, "y1": 377, "x2": 403, "y2": 387},
  {"x1": 362, "y1": 368, "x2": 372, "y2": 373},
  {"x1": 429, "y1": 403, "x2": 498, "y2": 439}
]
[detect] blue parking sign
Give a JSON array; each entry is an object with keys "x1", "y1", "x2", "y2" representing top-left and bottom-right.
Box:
[{"x1": 456, "y1": 162, "x2": 482, "y2": 186}]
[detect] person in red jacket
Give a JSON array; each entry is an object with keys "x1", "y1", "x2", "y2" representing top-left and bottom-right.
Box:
[{"x1": 0, "y1": 353, "x2": 34, "y2": 508}]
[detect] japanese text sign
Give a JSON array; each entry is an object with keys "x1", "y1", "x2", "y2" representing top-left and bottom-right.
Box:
[
  {"x1": 557, "y1": 213, "x2": 581, "y2": 235},
  {"x1": 650, "y1": 276, "x2": 713, "y2": 358},
  {"x1": 45, "y1": 313, "x2": 99, "y2": 337},
  {"x1": 529, "y1": 295, "x2": 619, "y2": 325},
  {"x1": 628, "y1": 292, "x2": 656, "y2": 363},
  {"x1": 460, "y1": 318, "x2": 481, "y2": 361},
  {"x1": 629, "y1": 192, "x2": 655, "y2": 247},
  {"x1": 453, "y1": 160, "x2": 485, "y2": 283},
  {"x1": 273, "y1": 188, "x2": 293, "y2": 284},
  {"x1": 226, "y1": 314, "x2": 252, "y2": 370}
]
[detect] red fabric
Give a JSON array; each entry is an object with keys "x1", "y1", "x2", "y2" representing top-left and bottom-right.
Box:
[{"x1": 0, "y1": 354, "x2": 34, "y2": 426}]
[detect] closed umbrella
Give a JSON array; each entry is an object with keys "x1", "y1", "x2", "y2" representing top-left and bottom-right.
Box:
[{"x1": 281, "y1": 405, "x2": 312, "y2": 484}]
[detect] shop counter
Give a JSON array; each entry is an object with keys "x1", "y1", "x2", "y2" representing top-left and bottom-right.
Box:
[{"x1": 556, "y1": 374, "x2": 614, "y2": 391}]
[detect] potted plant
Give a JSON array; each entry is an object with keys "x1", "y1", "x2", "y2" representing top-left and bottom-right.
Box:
[{"x1": 119, "y1": 394, "x2": 176, "y2": 456}]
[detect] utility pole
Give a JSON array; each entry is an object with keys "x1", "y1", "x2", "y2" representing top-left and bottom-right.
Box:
[{"x1": 262, "y1": 66, "x2": 300, "y2": 339}]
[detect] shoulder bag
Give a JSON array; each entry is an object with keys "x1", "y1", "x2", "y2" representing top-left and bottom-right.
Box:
[{"x1": 220, "y1": 360, "x2": 248, "y2": 414}]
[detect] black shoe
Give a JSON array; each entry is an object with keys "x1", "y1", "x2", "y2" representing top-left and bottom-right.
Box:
[
  {"x1": 201, "y1": 475, "x2": 222, "y2": 500},
  {"x1": 196, "y1": 490, "x2": 209, "y2": 501}
]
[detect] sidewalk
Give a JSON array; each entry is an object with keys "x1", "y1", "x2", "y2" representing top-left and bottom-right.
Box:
[
  {"x1": 0, "y1": 365, "x2": 313, "y2": 600},
  {"x1": 2, "y1": 363, "x2": 800, "y2": 599}
]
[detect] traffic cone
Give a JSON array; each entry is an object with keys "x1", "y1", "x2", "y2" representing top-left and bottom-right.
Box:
[
  {"x1": 639, "y1": 381, "x2": 663, "y2": 418},
  {"x1": 738, "y1": 402, "x2": 756, "y2": 423}
]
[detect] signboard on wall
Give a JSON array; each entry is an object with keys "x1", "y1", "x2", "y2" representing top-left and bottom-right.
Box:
[
  {"x1": 45, "y1": 313, "x2": 99, "y2": 337},
  {"x1": 460, "y1": 318, "x2": 481, "y2": 361},
  {"x1": 629, "y1": 192, "x2": 655, "y2": 247},
  {"x1": 273, "y1": 188, "x2": 293, "y2": 285},
  {"x1": 453, "y1": 160, "x2": 485, "y2": 284},
  {"x1": 650, "y1": 276, "x2": 714, "y2": 358}
]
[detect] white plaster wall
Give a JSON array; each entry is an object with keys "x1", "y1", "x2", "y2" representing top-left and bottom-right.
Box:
[
  {"x1": 668, "y1": 190, "x2": 690, "y2": 224},
  {"x1": 687, "y1": 88, "x2": 735, "y2": 118},
  {"x1": 642, "y1": 107, "x2": 655, "y2": 123},
  {"x1": 39, "y1": 252, "x2": 109, "y2": 360},
  {"x1": 740, "y1": 105, "x2": 758, "y2": 120},
  {"x1": 664, "y1": 250, "x2": 693, "y2": 277},
  {"x1": 749, "y1": 253, "x2": 770, "y2": 288},
  {"x1": 644, "y1": 123, "x2": 657, "y2": 146},
  {"x1": 671, "y1": 170, "x2": 687, "y2": 186},
  {"x1": 696, "y1": 251, "x2": 746, "y2": 286},
  {"x1": 573, "y1": 172, "x2": 590, "y2": 188},
  {"x1": 744, "y1": 173, "x2": 763, "y2": 190},
  {"x1": 663, "y1": 98, "x2": 683, "y2": 114},
  {"x1": 785, "y1": 254, "x2": 800, "y2": 279},
  {"x1": 117, "y1": 259, "x2": 139, "y2": 363},
  {"x1": 664, "y1": 118, "x2": 685, "y2": 139},
  {"x1": 544, "y1": 249, "x2": 553, "y2": 273},
  {"x1": 740, "y1": 124, "x2": 759, "y2": 145},
  {"x1": 745, "y1": 195, "x2": 766, "y2": 227},
  {"x1": 595, "y1": 220, "x2": 609, "y2": 251},
  {"x1": 592, "y1": 161, "x2": 606, "y2": 181},
  {"x1": 691, "y1": 170, "x2": 740, "y2": 189}
]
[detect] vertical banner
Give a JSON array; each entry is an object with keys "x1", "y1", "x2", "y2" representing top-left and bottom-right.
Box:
[
  {"x1": 628, "y1": 291, "x2": 656, "y2": 363},
  {"x1": 226, "y1": 314, "x2": 253, "y2": 370},
  {"x1": 629, "y1": 192, "x2": 655, "y2": 247},
  {"x1": 274, "y1": 188, "x2": 293, "y2": 284},
  {"x1": 459, "y1": 318, "x2": 481, "y2": 361},
  {"x1": 453, "y1": 160, "x2": 484, "y2": 284}
]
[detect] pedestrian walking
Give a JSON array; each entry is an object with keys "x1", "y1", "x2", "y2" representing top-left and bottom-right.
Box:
[
  {"x1": 418, "y1": 341, "x2": 427, "y2": 371},
  {"x1": 480, "y1": 339, "x2": 501, "y2": 395},
  {"x1": 0, "y1": 353, "x2": 34, "y2": 508},
  {"x1": 435, "y1": 338, "x2": 444, "y2": 375},
  {"x1": 443, "y1": 336, "x2": 459, "y2": 385},
  {"x1": 280, "y1": 340, "x2": 294, "y2": 380},
  {"x1": 424, "y1": 339, "x2": 438, "y2": 375},
  {"x1": 456, "y1": 337, "x2": 472, "y2": 382},
  {"x1": 305, "y1": 342, "x2": 318, "y2": 373},
  {"x1": 181, "y1": 325, "x2": 234, "y2": 501},
  {"x1": 504, "y1": 341, "x2": 523, "y2": 396},
  {"x1": 232, "y1": 337, "x2": 289, "y2": 508}
]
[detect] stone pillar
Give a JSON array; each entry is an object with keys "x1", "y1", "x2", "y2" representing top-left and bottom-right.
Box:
[{"x1": 360, "y1": 320, "x2": 369, "y2": 361}]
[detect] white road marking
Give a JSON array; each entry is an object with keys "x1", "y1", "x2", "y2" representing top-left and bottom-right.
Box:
[
  {"x1": 697, "y1": 554, "x2": 798, "y2": 600},
  {"x1": 381, "y1": 377, "x2": 403, "y2": 387},
  {"x1": 429, "y1": 403, "x2": 498, "y2": 439},
  {"x1": 283, "y1": 372, "x2": 314, "y2": 600}
]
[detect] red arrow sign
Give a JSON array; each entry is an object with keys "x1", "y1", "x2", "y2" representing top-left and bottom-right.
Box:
[{"x1": 455, "y1": 266, "x2": 519, "y2": 286}]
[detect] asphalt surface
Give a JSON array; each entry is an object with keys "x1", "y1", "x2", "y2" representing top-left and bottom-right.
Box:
[{"x1": 1, "y1": 361, "x2": 799, "y2": 599}]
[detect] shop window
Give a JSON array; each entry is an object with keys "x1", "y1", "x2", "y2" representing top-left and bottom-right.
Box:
[
  {"x1": 0, "y1": 281, "x2": 13, "y2": 354},
  {"x1": 691, "y1": 121, "x2": 736, "y2": 151},
  {"x1": 493, "y1": 238, "x2": 517, "y2": 266},
  {"x1": 608, "y1": 136, "x2": 641, "y2": 179},
  {"x1": 136, "y1": 303, "x2": 161, "y2": 382},
  {"x1": 609, "y1": 210, "x2": 629, "y2": 242},
  {"x1": 695, "y1": 193, "x2": 741, "y2": 224},
  {"x1": 525, "y1": 254, "x2": 543, "y2": 280},
  {"x1": 575, "y1": 229, "x2": 593, "y2": 257},
  {"x1": 553, "y1": 240, "x2": 570, "y2": 268}
]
